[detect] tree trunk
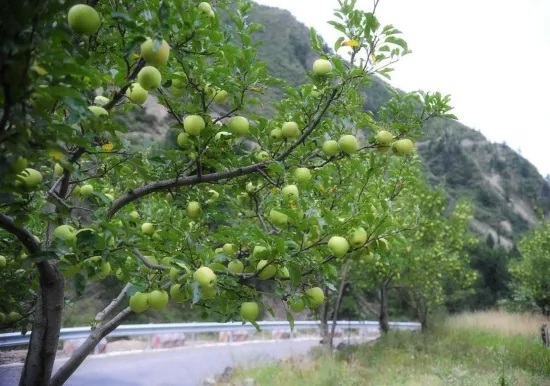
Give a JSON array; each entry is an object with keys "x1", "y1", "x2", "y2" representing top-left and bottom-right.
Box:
[
  {"x1": 319, "y1": 285, "x2": 330, "y2": 346},
  {"x1": 19, "y1": 262, "x2": 65, "y2": 386},
  {"x1": 378, "y1": 284, "x2": 389, "y2": 334},
  {"x1": 328, "y1": 261, "x2": 351, "y2": 348}
]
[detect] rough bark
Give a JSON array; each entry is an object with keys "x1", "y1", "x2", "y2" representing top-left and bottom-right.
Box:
[
  {"x1": 328, "y1": 261, "x2": 351, "y2": 348},
  {"x1": 378, "y1": 283, "x2": 389, "y2": 334},
  {"x1": 319, "y1": 285, "x2": 330, "y2": 346}
]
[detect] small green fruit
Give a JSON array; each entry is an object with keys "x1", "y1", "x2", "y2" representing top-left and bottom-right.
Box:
[
  {"x1": 338, "y1": 135, "x2": 358, "y2": 154},
  {"x1": 294, "y1": 167, "x2": 311, "y2": 183},
  {"x1": 140, "y1": 38, "x2": 170, "y2": 66},
  {"x1": 350, "y1": 227, "x2": 367, "y2": 248},
  {"x1": 328, "y1": 236, "x2": 349, "y2": 258},
  {"x1": 228, "y1": 260, "x2": 244, "y2": 274},
  {"x1": 375, "y1": 130, "x2": 393, "y2": 146},
  {"x1": 322, "y1": 140, "x2": 339, "y2": 156},
  {"x1": 223, "y1": 243, "x2": 235, "y2": 256},
  {"x1": 0, "y1": 255, "x2": 6, "y2": 268},
  {"x1": 170, "y1": 284, "x2": 187, "y2": 303},
  {"x1": 240, "y1": 301, "x2": 259, "y2": 322},
  {"x1": 305, "y1": 287, "x2": 325, "y2": 307},
  {"x1": 129, "y1": 292, "x2": 149, "y2": 313},
  {"x1": 289, "y1": 298, "x2": 305, "y2": 313},
  {"x1": 392, "y1": 139, "x2": 414, "y2": 155},
  {"x1": 137, "y1": 66, "x2": 162, "y2": 91},
  {"x1": 80, "y1": 184, "x2": 94, "y2": 197},
  {"x1": 126, "y1": 83, "x2": 148, "y2": 105},
  {"x1": 269, "y1": 209, "x2": 288, "y2": 227},
  {"x1": 281, "y1": 121, "x2": 300, "y2": 138},
  {"x1": 186, "y1": 201, "x2": 201, "y2": 218},
  {"x1": 193, "y1": 266, "x2": 216, "y2": 286},
  {"x1": 313, "y1": 59, "x2": 332, "y2": 75},
  {"x1": 7, "y1": 311, "x2": 22, "y2": 322},
  {"x1": 270, "y1": 128, "x2": 283, "y2": 140},
  {"x1": 198, "y1": 2, "x2": 212, "y2": 13},
  {"x1": 213, "y1": 90, "x2": 228, "y2": 103},
  {"x1": 282, "y1": 184, "x2": 299, "y2": 202},
  {"x1": 147, "y1": 290, "x2": 169, "y2": 310},
  {"x1": 256, "y1": 260, "x2": 276, "y2": 280},
  {"x1": 11, "y1": 157, "x2": 28, "y2": 173},
  {"x1": 177, "y1": 132, "x2": 191, "y2": 148},
  {"x1": 141, "y1": 222, "x2": 155, "y2": 235},
  {"x1": 67, "y1": 4, "x2": 101, "y2": 35},
  {"x1": 183, "y1": 115, "x2": 206, "y2": 136},
  {"x1": 228, "y1": 116, "x2": 249, "y2": 137}
]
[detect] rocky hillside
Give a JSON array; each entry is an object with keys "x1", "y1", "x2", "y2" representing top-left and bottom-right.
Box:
[{"x1": 127, "y1": 2, "x2": 550, "y2": 247}]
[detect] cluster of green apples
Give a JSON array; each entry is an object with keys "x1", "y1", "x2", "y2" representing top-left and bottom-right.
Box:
[
  {"x1": 129, "y1": 289, "x2": 170, "y2": 313},
  {"x1": 374, "y1": 130, "x2": 414, "y2": 155},
  {"x1": 0, "y1": 310, "x2": 23, "y2": 325},
  {"x1": 326, "y1": 226, "x2": 390, "y2": 259}
]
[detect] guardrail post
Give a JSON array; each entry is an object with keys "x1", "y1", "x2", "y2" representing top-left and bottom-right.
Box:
[
  {"x1": 146, "y1": 335, "x2": 152, "y2": 350},
  {"x1": 191, "y1": 332, "x2": 196, "y2": 344},
  {"x1": 229, "y1": 331, "x2": 233, "y2": 342}
]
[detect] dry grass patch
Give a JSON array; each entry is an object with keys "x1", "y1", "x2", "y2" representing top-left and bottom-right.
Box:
[{"x1": 447, "y1": 310, "x2": 550, "y2": 336}]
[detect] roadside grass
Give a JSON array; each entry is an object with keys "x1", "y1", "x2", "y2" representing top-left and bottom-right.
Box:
[{"x1": 231, "y1": 312, "x2": 550, "y2": 386}]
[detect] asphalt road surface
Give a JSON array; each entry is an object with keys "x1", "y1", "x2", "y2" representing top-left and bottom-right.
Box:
[{"x1": 0, "y1": 338, "x2": 328, "y2": 386}]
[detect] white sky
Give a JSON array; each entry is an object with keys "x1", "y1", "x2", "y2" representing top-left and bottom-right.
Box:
[{"x1": 254, "y1": 0, "x2": 550, "y2": 177}]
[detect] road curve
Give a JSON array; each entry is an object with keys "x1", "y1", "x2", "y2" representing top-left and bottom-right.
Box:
[{"x1": 0, "y1": 338, "x2": 325, "y2": 386}]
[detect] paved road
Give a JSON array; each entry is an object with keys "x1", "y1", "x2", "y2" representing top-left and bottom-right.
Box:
[{"x1": 0, "y1": 338, "x2": 327, "y2": 386}]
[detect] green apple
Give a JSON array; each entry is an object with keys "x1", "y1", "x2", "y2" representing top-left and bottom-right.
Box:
[
  {"x1": 240, "y1": 302, "x2": 259, "y2": 322},
  {"x1": 208, "y1": 9, "x2": 215, "y2": 18},
  {"x1": 228, "y1": 260, "x2": 244, "y2": 274},
  {"x1": 88, "y1": 106, "x2": 108, "y2": 117},
  {"x1": 328, "y1": 236, "x2": 349, "y2": 258},
  {"x1": 282, "y1": 184, "x2": 299, "y2": 202},
  {"x1": 198, "y1": 2, "x2": 212, "y2": 13},
  {"x1": 140, "y1": 256, "x2": 158, "y2": 274},
  {"x1": 305, "y1": 287, "x2": 325, "y2": 307},
  {"x1": 94, "y1": 95, "x2": 109, "y2": 106},
  {"x1": 276, "y1": 266, "x2": 290, "y2": 279},
  {"x1": 7, "y1": 311, "x2": 22, "y2": 322},
  {"x1": 53, "y1": 163, "x2": 64, "y2": 177},
  {"x1": 313, "y1": 59, "x2": 332, "y2": 75},
  {"x1": 67, "y1": 4, "x2": 100, "y2": 35},
  {"x1": 193, "y1": 266, "x2": 216, "y2": 286},
  {"x1": 129, "y1": 292, "x2": 149, "y2": 313},
  {"x1": 115, "y1": 268, "x2": 127, "y2": 281},
  {"x1": 213, "y1": 90, "x2": 228, "y2": 103},
  {"x1": 80, "y1": 184, "x2": 94, "y2": 197},
  {"x1": 252, "y1": 246, "x2": 269, "y2": 259},
  {"x1": 269, "y1": 209, "x2": 288, "y2": 227},
  {"x1": 137, "y1": 66, "x2": 162, "y2": 91},
  {"x1": 289, "y1": 297, "x2": 305, "y2": 313},
  {"x1": 171, "y1": 85, "x2": 185, "y2": 97},
  {"x1": 256, "y1": 260, "x2": 276, "y2": 280},
  {"x1": 130, "y1": 211, "x2": 140, "y2": 220},
  {"x1": 0, "y1": 312, "x2": 5, "y2": 323},
  {"x1": 18, "y1": 168, "x2": 43, "y2": 189},
  {"x1": 375, "y1": 130, "x2": 393, "y2": 146},
  {"x1": 147, "y1": 290, "x2": 169, "y2": 310},
  {"x1": 294, "y1": 167, "x2": 311, "y2": 183},
  {"x1": 256, "y1": 151, "x2": 270, "y2": 162},
  {"x1": 215, "y1": 247, "x2": 223, "y2": 254},
  {"x1": 392, "y1": 139, "x2": 414, "y2": 155},
  {"x1": 170, "y1": 284, "x2": 187, "y2": 303},
  {"x1": 10, "y1": 157, "x2": 28, "y2": 174},
  {"x1": 71, "y1": 186, "x2": 80, "y2": 197},
  {"x1": 201, "y1": 285, "x2": 216, "y2": 300},
  {"x1": 177, "y1": 132, "x2": 191, "y2": 148},
  {"x1": 350, "y1": 227, "x2": 367, "y2": 248},
  {"x1": 53, "y1": 225, "x2": 76, "y2": 243},
  {"x1": 223, "y1": 243, "x2": 235, "y2": 256},
  {"x1": 338, "y1": 134, "x2": 358, "y2": 154},
  {"x1": 270, "y1": 128, "x2": 283, "y2": 140},
  {"x1": 169, "y1": 267, "x2": 180, "y2": 282},
  {"x1": 322, "y1": 140, "x2": 340, "y2": 156},
  {"x1": 186, "y1": 201, "x2": 201, "y2": 218},
  {"x1": 141, "y1": 222, "x2": 155, "y2": 235},
  {"x1": 183, "y1": 115, "x2": 206, "y2": 136},
  {"x1": 228, "y1": 116, "x2": 249, "y2": 137},
  {"x1": 140, "y1": 38, "x2": 170, "y2": 66},
  {"x1": 281, "y1": 121, "x2": 300, "y2": 138},
  {"x1": 105, "y1": 193, "x2": 114, "y2": 201},
  {"x1": 0, "y1": 255, "x2": 6, "y2": 268},
  {"x1": 125, "y1": 83, "x2": 148, "y2": 105},
  {"x1": 206, "y1": 189, "x2": 219, "y2": 204}
]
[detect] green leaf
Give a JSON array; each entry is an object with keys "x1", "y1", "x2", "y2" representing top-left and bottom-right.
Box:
[
  {"x1": 286, "y1": 311, "x2": 295, "y2": 331},
  {"x1": 250, "y1": 320, "x2": 261, "y2": 332}
]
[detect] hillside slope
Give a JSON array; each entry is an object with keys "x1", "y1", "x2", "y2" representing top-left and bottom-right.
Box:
[{"x1": 127, "y1": 3, "x2": 550, "y2": 247}]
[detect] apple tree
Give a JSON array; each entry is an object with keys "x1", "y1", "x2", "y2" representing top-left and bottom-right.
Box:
[{"x1": 0, "y1": 0, "x2": 456, "y2": 385}]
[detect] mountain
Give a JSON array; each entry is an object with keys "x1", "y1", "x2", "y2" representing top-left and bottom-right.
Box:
[{"x1": 127, "y1": 2, "x2": 550, "y2": 248}]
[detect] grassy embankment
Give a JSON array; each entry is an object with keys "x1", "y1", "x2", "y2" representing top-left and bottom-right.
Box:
[{"x1": 232, "y1": 311, "x2": 550, "y2": 385}]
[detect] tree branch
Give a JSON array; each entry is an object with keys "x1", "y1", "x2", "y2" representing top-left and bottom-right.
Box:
[
  {"x1": 0, "y1": 212, "x2": 40, "y2": 253},
  {"x1": 94, "y1": 283, "x2": 132, "y2": 327},
  {"x1": 133, "y1": 247, "x2": 168, "y2": 270}
]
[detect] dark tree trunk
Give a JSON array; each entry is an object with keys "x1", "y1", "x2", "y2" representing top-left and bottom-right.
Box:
[
  {"x1": 328, "y1": 261, "x2": 351, "y2": 348},
  {"x1": 319, "y1": 285, "x2": 330, "y2": 347},
  {"x1": 379, "y1": 284, "x2": 389, "y2": 334}
]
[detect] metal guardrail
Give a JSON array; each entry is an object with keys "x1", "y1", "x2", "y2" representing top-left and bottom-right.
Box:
[{"x1": 0, "y1": 320, "x2": 420, "y2": 348}]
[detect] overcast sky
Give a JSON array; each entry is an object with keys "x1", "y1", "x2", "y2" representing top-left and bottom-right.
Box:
[{"x1": 255, "y1": 0, "x2": 550, "y2": 177}]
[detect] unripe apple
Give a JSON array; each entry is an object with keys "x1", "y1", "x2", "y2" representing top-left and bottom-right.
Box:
[
  {"x1": 392, "y1": 139, "x2": 414, "y2": 155},
  {"x1": 228, "y1": 260, "x2": 244, "y2": 274},
  {"x1": 137, "y1": 66, "x2": 162, "y2": 91},
  {"x1": 223, "y1": 243, "x2": 235, "y2": 255},
  {"x1": 256, "y1": 151, "x2": 270, "y2": 162},
  {"x1": 126, "y1": 83, "x2": 148, "y2": 105},
  {"x1": 141, "y1": 222, "x2": 155, "y2": 235},
  {"x1": 105, "y1": 193, "x2": 114, "y2": 201},
  {"x1": 201, "y1": 285, "x2": 217, "y2": 300},
  {"x1": 88, "y1": 106, "x2": 108, "y2": 117},
  {"x1": 269, "y1": 209, "x2": 288, "y2": 227},
  {"x1": 282, "y1": 184, "x2": 299, "y2": 202},
  {"x1": 208, "y1": 9, "x2": 215, "y2": 18},
  {"x1": 328, "y1": 236, "x2": 349, "y2": 257},
  {"x1": 94, "y1": 95, "x2": 109, "y2": 106},
  {"x1": 289, "y1": 298, "x2": 305, "y2": 313},
  {"x1": 198, "y1": 2, "x2": 212, "y2": 13},
  {"x1": 252, "y1": 246, "x2": 269, "y2": 259},
  {"x1": 350, "y1": 227, "x2": 368, "y2": 248},
  {"x1": 313, "y1": 59, "x2": 332, "y2": 75},
  {"x1": 213, "y1": 90, "x2": 228, "y2": 103},
  {"x1": 0, "y1": 255, "x2": 6, "y2": 268},
  {"x1": 177, "y1": 132, "x2": 191, "y2": 148},
  {"x1": 171, "y1": 86, "x2": 185, "y2": 97},
  {"x1": 71, "y1": 185, "x2": 80, "y2": 197},
  {"x1": 54, "y1": 163, "x2": 64, "y2": 177},
  {"x1": 294, "y1": 167, "x2": 311, "y2": 183},
  {"x1": 53, "y1": 225, "x2": 76, "y2": 243},
  {"x1": 206, "y1": 189, "x2": 219, "y2": 204},
  {"x1": 147, "y1": 290, "x2": 169, "y2": 310},
  {"x1": 270, "y1": 128, "x2": 283, "y2": 140},
  {"x1": 256, "y1": 260, "x2": 277, "y2": 280},
  {"x1": 67, "y1": 4, "x2": 101, "y2": 35},
  {"x1": 193, "y1": 266, "x2": 216, "y2": 286},
  {"x1": 305, "y1": 287, "x2": 325, "y2": 307},
  {"x1": 0, "y1": 312, "x2": 5, "y2": 322},
  {"x1": 18, "y1": 168, "x2": 43, "y2": 189},
  {"x1": 338, "y1": 134, "x2": 358, "y2": 154},
  {"x1": 375, "y1": 130, "x2": 393, "y2": 146},
  {"x1": 169, "y1": 267, "x2": 180, "y2": 282},
  {"x1": 228, "y1": 116, "x2": 249, "y2": 137},
  {"x1": 240, "y1": 302, "x2": 259, "y2": 322},
  {"x1": 80, "y1": 184, "x2": 94, "y2": 198},
  {"x1": 186, "y1": 201, "x2": 201, "y2": 218},
  {"x1": 183, "y1": 115, "x2": 206, "y2": 136},
  {"x1": 130, "y1": 211, "x2": 140, "y2": 220},
  {"x1": 281, "y1": 121, "x2": 300, "y2": 138},
  {"x1": 10, "y1": 157, "x2": 27, "y2": 174},
  {"x1": 170, "y1": 284, "x2": 187, "y2": 303},
  {"x1": 276, "y1": 266, "x2": 290, "y2": 279},
  {"x1": 7, "y1": 311, "x2": 22, "y2": 322},
  {"x1": 322, "y1": 140, "x2": 340, "y2": 156},
  {"x1": 140, "y1": 38, "x2": 170, "y2": 66}
]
